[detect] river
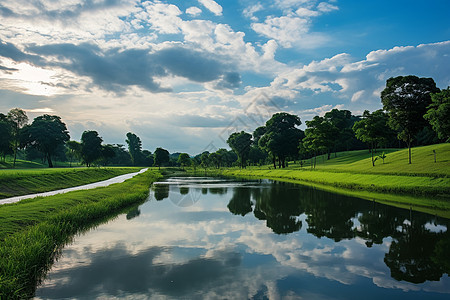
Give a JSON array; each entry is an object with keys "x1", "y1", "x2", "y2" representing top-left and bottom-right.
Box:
[{"x1": 34, "y1": 176, "x2": 449, "y2": 299}]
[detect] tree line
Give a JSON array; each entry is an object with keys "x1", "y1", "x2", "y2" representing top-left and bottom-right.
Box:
[
  {"x1": 0, "y1": 75, "x2": 448, "y2": 168},
  {"x1": 225, "y1": 75, "x2": 449, "y2": 168},
  {"x1": 0, "y1": 110, "x2": 172, "y2": 168}
]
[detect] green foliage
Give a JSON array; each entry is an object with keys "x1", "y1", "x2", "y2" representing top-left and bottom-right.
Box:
[
  {"x1": 153, "y1": 147, "x2": 169, "y2": 168},
  {"x1": 381, "y1": 75, "x2": 440, "y2": 164},
  {"x1": 81, "y1": 130, "x2": 103, "y2": 167},
  {"x1": 425, "y1": 87, "x2": 450, "y2": 142},
  {"x1": 7, "y1": 108, "x2": 28, "y2": 168},
  {"x1": 303, "y1": 116, "x2": 334, "y2": 167},
  {"x1": 177, "y1": 153, "x2": 191, "y2": 169},
  {"x1": 259, "y1": 112, "x2": 303, "y2": 168},
  {"x1": 227, "y1": 131, "x2": 252, "y2": 168},
  {"x1": 126, "y1": 132, "x2": 143, "y2": 165},
  {"x1": 21, "y1": 115, "x2": 70, "y2": 168},
  {"x1": 0, "y1": 114, "x2": 12, "y2": 161}
]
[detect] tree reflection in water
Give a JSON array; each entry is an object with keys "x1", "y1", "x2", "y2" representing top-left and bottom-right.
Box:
[{"x1": 226, "y1": 180, "x2": 450, "y2": 284}]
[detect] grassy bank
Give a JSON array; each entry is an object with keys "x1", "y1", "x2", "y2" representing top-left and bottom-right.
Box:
[
  {"x1": 0, "y1": 167, "x2": 142, "y2": 199},
  {"x1": 190, "y1": 144, "x2": 450, "y2": 216},
  {"x1": 222, "y1": 168, "x2": 450, "y2": 196},
  {"x1": 0, "y1": 169, "x2": 162, "y2": 298}
]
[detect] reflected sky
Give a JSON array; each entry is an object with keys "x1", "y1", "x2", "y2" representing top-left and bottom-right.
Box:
[{"x1": 35, "y1": 178, "x2": 450, "y2": 299}]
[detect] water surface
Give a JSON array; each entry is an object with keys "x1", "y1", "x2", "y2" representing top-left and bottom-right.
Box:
[{"x1": 35, "y1": 177, "x2": 450, "y2": 299}]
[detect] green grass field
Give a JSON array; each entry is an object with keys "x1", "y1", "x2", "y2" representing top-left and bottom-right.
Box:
[
  {"x1": 0, "y1": 169, "x2": 162, "y2": 298},
  {"x1": 209, "y1": 143, "x2": 450, "y2": 217},
  {"x1": 288, "y1": 143, "x2": 449, "y2": 177},
  {"x1": 0, "y1": 167, "x2": 142, "y2": 199}
]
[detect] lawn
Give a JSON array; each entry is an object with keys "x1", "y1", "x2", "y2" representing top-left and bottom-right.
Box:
[{"x1": 0, "y1": 167, "x2": 142, "y2": 199}]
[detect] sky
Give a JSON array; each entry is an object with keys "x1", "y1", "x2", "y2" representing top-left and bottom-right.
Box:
[{"x1": 0, "y1": 0, "x2": 449, "y2": 155}]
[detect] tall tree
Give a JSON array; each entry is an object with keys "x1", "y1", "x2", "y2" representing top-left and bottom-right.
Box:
[
  {"x1": 381, "y1": 76, "x2": 439, "y2": 164},
  {"x1": 22, "y1": 115, "x2": 70, "y2": 168},
  {"x1": 259, "y1": 112, "x2": 303, "y2": 168},
  {"x1": 302, "y1": 116, "x2": 334, "y2": 168},
  {"x1": 66, "y1": 140, "x2": 81, "y2": 167},
  {"x1": 81, "y1": 130, "x2": 103, "y2": 167},
  {"x1": 125, "y1": 132, "x2": 143, "y2": 166},
  {"x1": 7, "y1": 108, "x2": 28, "y2": 167},
  {"x1": 324, "y1": 109, "x2": 355, "y2": 156},
  {"x1": 153, "y1": 147, "x2": 169, "y2": 169},
  {"x1": 177, "y1": 153, "x2": 191, "y2": 169},
  {"x1": 424, "y1": 87, "x2": 450, "y2": 142},
  {"x1": 353, "y1": 110, "x2": 393, "y2": 166},
  {"x1": 227, "y1": 131, "x2": 252, "y2": 168},
  {"x1": 0, "y1": 113, "x2": 12, "y2": 162}
]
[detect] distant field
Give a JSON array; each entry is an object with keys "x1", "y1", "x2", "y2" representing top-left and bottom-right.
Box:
[
  {"x1": 217, "y1": 143, "x2": 450, "y2": 216},
  {"x1": 0, "y1": 167, "x2": 142, "y2": 199},
  {"x1": 266, "y1": 143, "x2": 450, "y2": 177}
]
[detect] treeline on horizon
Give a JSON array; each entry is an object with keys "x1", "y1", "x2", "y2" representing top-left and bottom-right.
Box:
[{"x1": 0, "y1": 75, "x2": 448, "y2": 169}]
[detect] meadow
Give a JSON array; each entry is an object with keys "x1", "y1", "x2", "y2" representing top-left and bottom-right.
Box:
[
  {"x1": 212, "y1": 144, "x2": 450, "y2": 217},
  {"x1": 0, "y1": 167, "x2": 142, "y2": 199}
]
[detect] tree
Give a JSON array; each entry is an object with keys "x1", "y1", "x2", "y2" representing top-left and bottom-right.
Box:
[
  {"x1": 381, "y1": 76, "x2": 439, "y2": 164},
  {"x1": 22, "y1": 115, "x2": 70, "y2": 168},
  {"x1": 7, "y1": 108, "x2": 28, "y2": 167},
  {"x1": 177, "y1": 153, "x2": 191, "y2": 169},
  {"x1": 259, "y1": 113, "x2": 303, "y2": 168},
  {"x1": 81, "y1": 130, "x2": 103, "y2": 167},
  {"x1": 424, "y1": 87, "x2": 450, "y2": 142},
  {"x1": 153, "y1": 147, "x2": 169, "y2": 169},
  {"x1": 0, "y1": 113, "x2": 12, "y2": 162},
  {"x1": 352, "y1": 110, "x2": 393, "y2": 166},
  {"x1": 66, "y1": 140, "x2": 81, "y2": 167},
  {"x1": 302, "y1": 116, "x2": 334, "y2": 168},
  {"x1": 227, "y1": 131, "x2": 252, "y2": 168},
  {"x1": 324, "y1": 109, "x2": 355, "y2": 156},
  {"x1": 100, "y1": 144, "x2": 116, "y2": 166},
  {"x1": 200, "y1": 151, "x2": 210, "y2": 170},
  {"x1": 126, "y1": 132, "x2": 143, "y2": 166}
]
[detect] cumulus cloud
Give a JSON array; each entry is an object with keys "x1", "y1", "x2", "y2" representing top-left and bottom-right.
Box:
[
  {"x1": 186, "y1": 6, "x2": 202, "y2": 17},
  {"x1": 251, "y1": 1, "x2": 339, "y2": 49},
  {"x1": 269, "y1": 41, "x2": 450, "y2": 112},
  {"x1": 198, "y1": 0, "x2": 223, "y2": 16},
  {"x1": 1, "y1": 41, "x2": 240, "y2": 93}
]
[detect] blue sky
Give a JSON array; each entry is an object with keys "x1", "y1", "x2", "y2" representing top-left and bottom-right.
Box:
[{"x1": 0, "y1": 0, "x2": 449, "y2": 154}]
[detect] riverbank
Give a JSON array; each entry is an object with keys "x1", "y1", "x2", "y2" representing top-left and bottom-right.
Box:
[
  {"x1": 0, "y1": 167, "x2": 142, "y2": 199},
  {"x1": 0, "y1": 169, "x2": 162, "y2": 298},
  {"x1": 188, "y1": 144, "x2": 450, "y2": 217}
]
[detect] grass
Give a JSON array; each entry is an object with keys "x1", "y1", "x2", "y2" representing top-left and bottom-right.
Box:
[
  {"x1": 289, "y1": 143, "x2": 450, "y2": 177},
  {"x1": 0, "y1": 167, "x2": 142, "y2": 199},
  {"x1": 0, "y1": 169, "x2": 162, "y2": 298},
  {"x1": 191, "y1": 143, "x2": 450, "y2": 217}
]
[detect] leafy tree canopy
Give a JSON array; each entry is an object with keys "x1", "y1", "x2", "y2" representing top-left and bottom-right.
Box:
[
  {"x1": 23, "y1": 114, "x2": 70, "y2": 168},
  {"x1": 425, "y1": 87, "x2": 450, "y2": 142}
]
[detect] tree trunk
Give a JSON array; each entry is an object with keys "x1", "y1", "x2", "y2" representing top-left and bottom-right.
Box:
[
  {"x1": 408, "y1": 139, "x2": 412, "y2": 164},
  {"x1": 13, "y1": 140, "x2": 18, "y2": 168},
  {"x1": 371, "y1": 141, "x2": 374, "y2": 167},
  {"x1": 47, "y1": 153, "x2": 53, "y2": 168},
  {"x1": 273, "y1": 156, "x2": 276, "y2": 169}
]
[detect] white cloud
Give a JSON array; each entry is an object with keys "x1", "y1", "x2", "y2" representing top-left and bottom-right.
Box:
[
  {"x1": 243, "y1": 3, "x2": 264, "y2": 21},
  {"x1": 198, "y1": 0, "x2": 223, "y2": 16},
  {"x1": 251, "y1": 15, "x2": 310, "y2": 48},
  {"x1": 186, "y1": 6, "x2": 202, "y2": 17},
  {"x1": 317, "y1": 2, "x2": 339, "y2": 12},
  {"x1": 351, "y1": 90, "x2": 364, "y2": 102}
]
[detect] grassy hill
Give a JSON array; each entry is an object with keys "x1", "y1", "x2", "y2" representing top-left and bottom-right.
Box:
[
  {"x1": 290, "y1": 143, "x2": 449, "y2": 177},
  {"x1": 220, "y1": 143, "x2": 450, "y2": 218}
]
